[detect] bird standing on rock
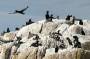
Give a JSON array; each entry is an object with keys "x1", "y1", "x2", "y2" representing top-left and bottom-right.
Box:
[
  {"x1": 66, "y1": 37, "x2": 73, "y2": 45},
  {"x1": 45, "y1": 10, "x2": 50, "y2": 20},
  {"x1": 73, "y1": 36, "x2": 81, "y2": 48},
  {"x1": 31, "y1": 34, "x2": 42, "y2": 47}
]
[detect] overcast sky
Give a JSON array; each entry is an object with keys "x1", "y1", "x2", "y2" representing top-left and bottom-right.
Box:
[{"x1": 0, "y1": 0, "x2": 90, "y2": 33}]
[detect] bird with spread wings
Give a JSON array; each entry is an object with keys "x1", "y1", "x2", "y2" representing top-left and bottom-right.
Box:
[{"x1": 9, "y1": 6, "x2": 29, "y2": 15}]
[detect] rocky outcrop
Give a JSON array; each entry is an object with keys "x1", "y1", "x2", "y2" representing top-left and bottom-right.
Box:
[
  {"x1": 0, "y1": 19, "x2": 90, "y2": 59},
  {"x1": 17, "y1": 22, "x2": 42, "y2": 38}
]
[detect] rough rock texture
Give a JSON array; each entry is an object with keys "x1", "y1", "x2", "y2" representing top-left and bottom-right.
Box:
[
  {"x1": 41, "y1": 22, "x2": 59, "y2": 35},
  {"x1": 0, "y1": 19, "x2": 90, "y2": 59},
  {"x1": 44, "y1": 48, "x2": 90, "y2": 59},
  {"x1": 17, "y1": 22, "x2": 42, "y2": 38},
  {"x1": 3, "y1": 32, "x2": 16, "y2": 41}
]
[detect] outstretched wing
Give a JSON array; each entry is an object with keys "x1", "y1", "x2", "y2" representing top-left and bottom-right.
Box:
[{"x1": 21, "y1": 6, "x2": 29, "y2": 12}]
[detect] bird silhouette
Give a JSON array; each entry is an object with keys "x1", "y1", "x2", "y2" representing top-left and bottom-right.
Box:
[{"x1": 9, "y1": 6, "x2": 29, "y2": 15}]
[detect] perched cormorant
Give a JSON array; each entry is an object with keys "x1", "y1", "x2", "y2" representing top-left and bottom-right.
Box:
[
  {"x1": 66, "y1": 15, "x2": 72, "y2": 20},
  {"x1": 45, "y1": 10, "x2": 50, "y2": 20},
  {"x1": 28, "y1": 19, "x2": 34, "y2": 24},
  {"x1": 26, "y1": 19, "x2": 34, "y2": 25},
  {"x1": 81, "y1": 29, "x2": 85, "y2": 35},
  {"x1": 79, "y1": 20, "x2": 83, "y2": 25},
  {"x1": 7, "y1": 27, "x2": 10, "y2": 33},
  {"x1": 73, "y1": 36, "x2": 81, "y2": 48},
  {"x1": 49, "y1": 14, "x2": 54, "y2": 21},
  {"x1": 55, "y1": 45, "x2": 59, "y2": 53},
  {"x1": 66, "y1": 37, "x2": 73, "y2": 45},
  {"x1": 15, "y1": 27, "x2": 19, "y2": 30}
]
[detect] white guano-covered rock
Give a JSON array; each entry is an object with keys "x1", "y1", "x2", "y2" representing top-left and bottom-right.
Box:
[
  {"x1": 17, "y1": 22, "x2": 42, "y2": 38},
  {"x1": 3, "y1": 32, "x2": 16, "y2": 41},
  {"x1": 0, "y1": 19, "x2": 90, "y2": 59}
]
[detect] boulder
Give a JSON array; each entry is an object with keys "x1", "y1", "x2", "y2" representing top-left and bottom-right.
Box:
[
  {"x1": 17, "y1": 22, "x2": 42, "y2": 38},
  {"x1": 3, "y1": 32, "x2": 16, "y2": 41},
  {"x1": 68, "y1": 25, "x2": 83, "y2": 34},
  {"x1": 41, "y1": 22, "x2": 58, "y2": 35}
]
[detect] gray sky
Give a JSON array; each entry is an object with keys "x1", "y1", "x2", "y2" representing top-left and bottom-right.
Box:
[{"x1": 0, "y1": 0, "x2": 90, "y2": 33}]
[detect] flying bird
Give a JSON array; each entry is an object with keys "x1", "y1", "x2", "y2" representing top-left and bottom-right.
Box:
[{"x1": 9, "y1": 6, "x2": 29, "y2": 15}]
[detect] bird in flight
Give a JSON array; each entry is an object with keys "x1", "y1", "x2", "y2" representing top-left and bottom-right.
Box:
[{"x1": 9, "y1": 6, "x2": 29, "y2": 15}]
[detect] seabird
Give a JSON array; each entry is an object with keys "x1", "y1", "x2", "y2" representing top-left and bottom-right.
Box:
[
  {"x1": 9, "y1": 6, "x2": 29, "y2": 15},
  {"x1": 66, "y1": 37, "x2": 73, "y2": 45},
  {"x1": 73, "y1": 36, "x2": 81, "y2": 48}
]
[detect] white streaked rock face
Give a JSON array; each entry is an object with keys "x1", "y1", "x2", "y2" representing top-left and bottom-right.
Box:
[{"x1": 0, "y1": 19, "x2": 90, "y2": 59}]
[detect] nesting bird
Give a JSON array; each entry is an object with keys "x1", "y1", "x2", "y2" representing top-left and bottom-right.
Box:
[{"x1": 26, "y1": 19, "x2": 34, "y2": 25}]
